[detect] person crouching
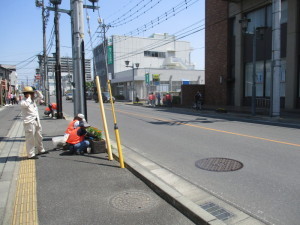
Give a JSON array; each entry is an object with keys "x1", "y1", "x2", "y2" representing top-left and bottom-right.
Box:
[{"x1": 66, "y1": 120, "x2": 91, "y2": 155}]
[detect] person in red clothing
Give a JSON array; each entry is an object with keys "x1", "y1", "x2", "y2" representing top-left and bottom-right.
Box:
[
  {"x1": 66, "y1": 120, "x2": 91, "y2": 155},
  {"x1": 166, "y1": 92, "x2": 172, "y2": 107}
]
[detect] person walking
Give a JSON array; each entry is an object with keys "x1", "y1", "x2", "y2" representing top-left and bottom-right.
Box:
[
  {"x1": 151, "y1": 93, "x2": 156, "y2": 107},
  {"x1": 194, "y1": 91, "x2": 202, "y2": 110},
  {"x1": 148, "y1": 93, "x2": 153, "y2": 106},
  {"x1": 156, "y1": 92, "x2": 161, "y2": 106},
  {"x1": 20, "y1": 86, "x2": 47, "y2": 159},
  {"x1": 166, "y1": 92, "x2": 172, "y2": 107}
]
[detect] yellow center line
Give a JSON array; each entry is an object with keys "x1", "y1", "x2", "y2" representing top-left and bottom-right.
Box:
[{"x1": 112, "y1": 108, "x2": 300, "y2": 148}]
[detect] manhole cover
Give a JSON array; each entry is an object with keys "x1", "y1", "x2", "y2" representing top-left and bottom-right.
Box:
[
  {"x1": 109, "y1": 191, "x2": 157, "y2": 212},
  {"x1": 195, "y1": 158, "x2": 243, "y2": 172}
]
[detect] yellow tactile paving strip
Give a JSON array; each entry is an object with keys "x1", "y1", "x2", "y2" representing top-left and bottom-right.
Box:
[{"x1": 11, "y1": 146, "x2": 38, "y2": 225}]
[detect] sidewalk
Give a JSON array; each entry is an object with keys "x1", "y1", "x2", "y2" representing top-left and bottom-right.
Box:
[{"x1": 1, "y1": 107, "x2": 195, "y2": 225}]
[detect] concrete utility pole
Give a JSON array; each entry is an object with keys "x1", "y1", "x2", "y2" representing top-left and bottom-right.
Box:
[
  {"x1": 271, "y1": 0, "x2": 281, "y2": 117},
  {"x1": 71, "y1": 0, "x2": 86, "y2": 117},
  {"x1": 36, "y1": 0, "x2": 49, "y2": 104}
]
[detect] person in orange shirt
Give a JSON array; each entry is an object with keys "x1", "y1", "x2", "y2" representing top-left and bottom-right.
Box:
[
  {"x1": 66, "y1": 121, "x2": 91, "y2": 155},
  {"x1": 63, "y1": 113, "x2": 85, "y2": 142}
]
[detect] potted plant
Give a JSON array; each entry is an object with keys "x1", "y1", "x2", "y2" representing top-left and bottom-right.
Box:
[{"x1": 86, "y1": 127, "x2": 106, "y2": 154}]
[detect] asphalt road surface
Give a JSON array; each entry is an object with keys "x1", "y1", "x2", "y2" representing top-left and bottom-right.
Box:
[{"x1": 61, "y1": 99, "x2": 300, "y2": 225}]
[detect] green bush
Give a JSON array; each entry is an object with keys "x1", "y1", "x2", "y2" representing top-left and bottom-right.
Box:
[
  {"x1": 172, "y1": 96, "x2": 181, "y2": 105},
  {"x1": 115, "y1": 95, "x2": 125, "y2": 100}
]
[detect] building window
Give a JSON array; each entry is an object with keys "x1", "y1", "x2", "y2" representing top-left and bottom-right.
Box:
[
  {"x1": 243, "y1": 3, "x2": 287, "y2": 99},
  {"x1": 144, "y1": 51, "x2": 166, "y2": 58}
]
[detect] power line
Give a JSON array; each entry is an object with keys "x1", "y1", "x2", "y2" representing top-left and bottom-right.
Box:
[
  {"x1": 118, "y1": 0, "x2": 200, "y2": 37},
  {"x1": 102, "y1": 0, "x2": 135, "y2": 21},
  {"x1": 107, "y1": 0, "x2": 148, "y2": 25},
  {"x1": 108, "y1": 0, "x2": 165, "y2": 27}
]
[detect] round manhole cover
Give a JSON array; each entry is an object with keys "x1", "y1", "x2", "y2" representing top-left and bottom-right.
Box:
[
  {"x1": 195, "y1": 158, "x2": 243, "y2": 172},
  {"x1": 109, "y1": 191, "x2": 157, "y2": 212}
]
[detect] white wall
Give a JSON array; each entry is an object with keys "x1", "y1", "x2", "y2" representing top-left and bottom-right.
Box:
[{"x1": 112, "y1": 34, "x2": 193, "y2": 73}]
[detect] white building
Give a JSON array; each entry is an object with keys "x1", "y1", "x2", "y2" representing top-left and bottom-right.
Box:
[
  {"x1": 94, "y1": 33, "x2": 204, "y2": 100},
  {"x1": 47, "y1": 57, "x2": 92, "y2": 95}
]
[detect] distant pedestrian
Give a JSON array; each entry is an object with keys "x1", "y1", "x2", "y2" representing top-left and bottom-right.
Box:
[
  {"x1": 11, "y1": 93, "x2": 15, "y2": 105},
  {"x1": 156, "y1": 92, "x2": 161, "y2": 106},
  {"x1": 20, "y1": 86, "x2": 47, "y2": 159},
  {"x1": 148, "y1": 93, "x2": 153, "y2": 106},
  {"x1": 151, "y1": 93, "x2": 156, "y2": 107},
  {"x1": 166, "y1": 93, "x2": 172, "y2": 107},
  {"x1": 194, "y1": 91, "x2": 202, "y2": 110}
]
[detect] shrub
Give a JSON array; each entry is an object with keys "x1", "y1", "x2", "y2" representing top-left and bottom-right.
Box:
[{"x1": 86, "y1": 127, "x2": 102, "y2": 141}]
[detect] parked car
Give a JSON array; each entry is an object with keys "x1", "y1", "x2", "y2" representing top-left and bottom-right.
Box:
[
  {"x1": 94, "y1": 92, "x2": 115, "y2": 103},
  {"x1": 66, "y1": 93, "x2": 73, "y2": 100}
]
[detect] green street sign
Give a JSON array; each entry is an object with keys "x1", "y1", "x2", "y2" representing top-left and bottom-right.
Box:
[
  {"x1": 145, "y1": 73, "x2": 150, "y2": 84},
  {"x1": 107, "y1": 45, "x2": 113, "y2": 64}
]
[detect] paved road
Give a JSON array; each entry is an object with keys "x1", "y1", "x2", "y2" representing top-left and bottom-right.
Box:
[{"x1": 62, "y1": 99, "x2": 300, "y2": 225}]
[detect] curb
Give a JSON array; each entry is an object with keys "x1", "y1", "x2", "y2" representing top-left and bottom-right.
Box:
[{"x1": 108, "y1": 140, "x2": 266, "y2": 225}]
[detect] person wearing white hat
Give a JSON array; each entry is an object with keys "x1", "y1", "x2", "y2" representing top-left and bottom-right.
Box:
[
  {"x1": 20, "y1": 86, "x2": 47, "y2": 159},
  {"x1": 66, "y1": 120, "x2": 91, "y2": 155}
]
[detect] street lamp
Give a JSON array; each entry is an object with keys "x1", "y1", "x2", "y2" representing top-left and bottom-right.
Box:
[
  {"x1": 239, "y1": 17, "x2": 266, "y2": 116},
  {"x1": 125, "y1": 60, "x2": 140, "y2": 103}
]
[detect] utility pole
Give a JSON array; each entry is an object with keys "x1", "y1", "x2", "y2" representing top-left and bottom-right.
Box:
[
  {"x1": 46, "y1": 0, "x2": 98, "y2": 118},
  {"x1": 36, "y1": 0, "x2": 49, "y2": 104},
  {"x1": 71, "y1": 0, "x2": 86, "y2": 117},
  {"x1": 271, "y1": 0, "x2": 281, "y2": 117},
  {"x1": 51, "y1": 0, "x2": 63, "y2": 119}
]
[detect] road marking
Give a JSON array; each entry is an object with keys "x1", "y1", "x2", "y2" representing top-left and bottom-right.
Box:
[
  {"x1": 114, "y1": 109, "x2": 300, "y2": 148},
  {"x1": 11, "y1": 146, "x2": 38, "y2": 225}
]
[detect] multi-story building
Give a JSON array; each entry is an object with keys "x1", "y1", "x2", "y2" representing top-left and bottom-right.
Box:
[
  {"x1": 205, "y1": 0, "x2": 298, "y2": 113},
  {"x1": 46, "y1": 57, "x2": 92, "y2": 95},
  {"x1": 94, "y1": 33, "x2": 204, "y2": 100},
  {"x1": 0, "y1": 64, "x2": 17, "y2": 105}
]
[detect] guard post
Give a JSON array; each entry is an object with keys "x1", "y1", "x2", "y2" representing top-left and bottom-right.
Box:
[
  {"x1": 95, "y1": 76, "x2": 113, "y2": 160},
  {"x1": 107, "y1": 79, "x2": 124, "y2": 168}
]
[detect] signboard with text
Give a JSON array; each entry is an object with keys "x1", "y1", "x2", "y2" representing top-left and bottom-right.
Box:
[
  {"x1": 107, "y1": 45, "x2": 113, "y2": 65},
  {"x1": 145, "y1": 73, "x2": 150, "y2": 85},
  {"x1": 152, "y1": 74, "x2": 160, "y2": 85}
]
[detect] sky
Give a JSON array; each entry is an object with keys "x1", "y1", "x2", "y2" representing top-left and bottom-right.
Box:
[{"x1": 0, "y1": 0, "x2": 205, "y2": 86}]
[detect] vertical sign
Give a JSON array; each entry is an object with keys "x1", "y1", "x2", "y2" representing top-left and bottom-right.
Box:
[
  {"x1": 145, "y1": 73, "x2": 150, "y2": 85},
  {"x1": 107, "y1": 45, "x2": 113, "y2": 65}
]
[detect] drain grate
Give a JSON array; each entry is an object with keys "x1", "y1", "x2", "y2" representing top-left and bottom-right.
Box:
[
  {"x1": 195, "y1": 158, "x2": 243, "y2": 172},
  {"x1": 200, "y1": 202, "x2": 234, "y2": 221}
]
